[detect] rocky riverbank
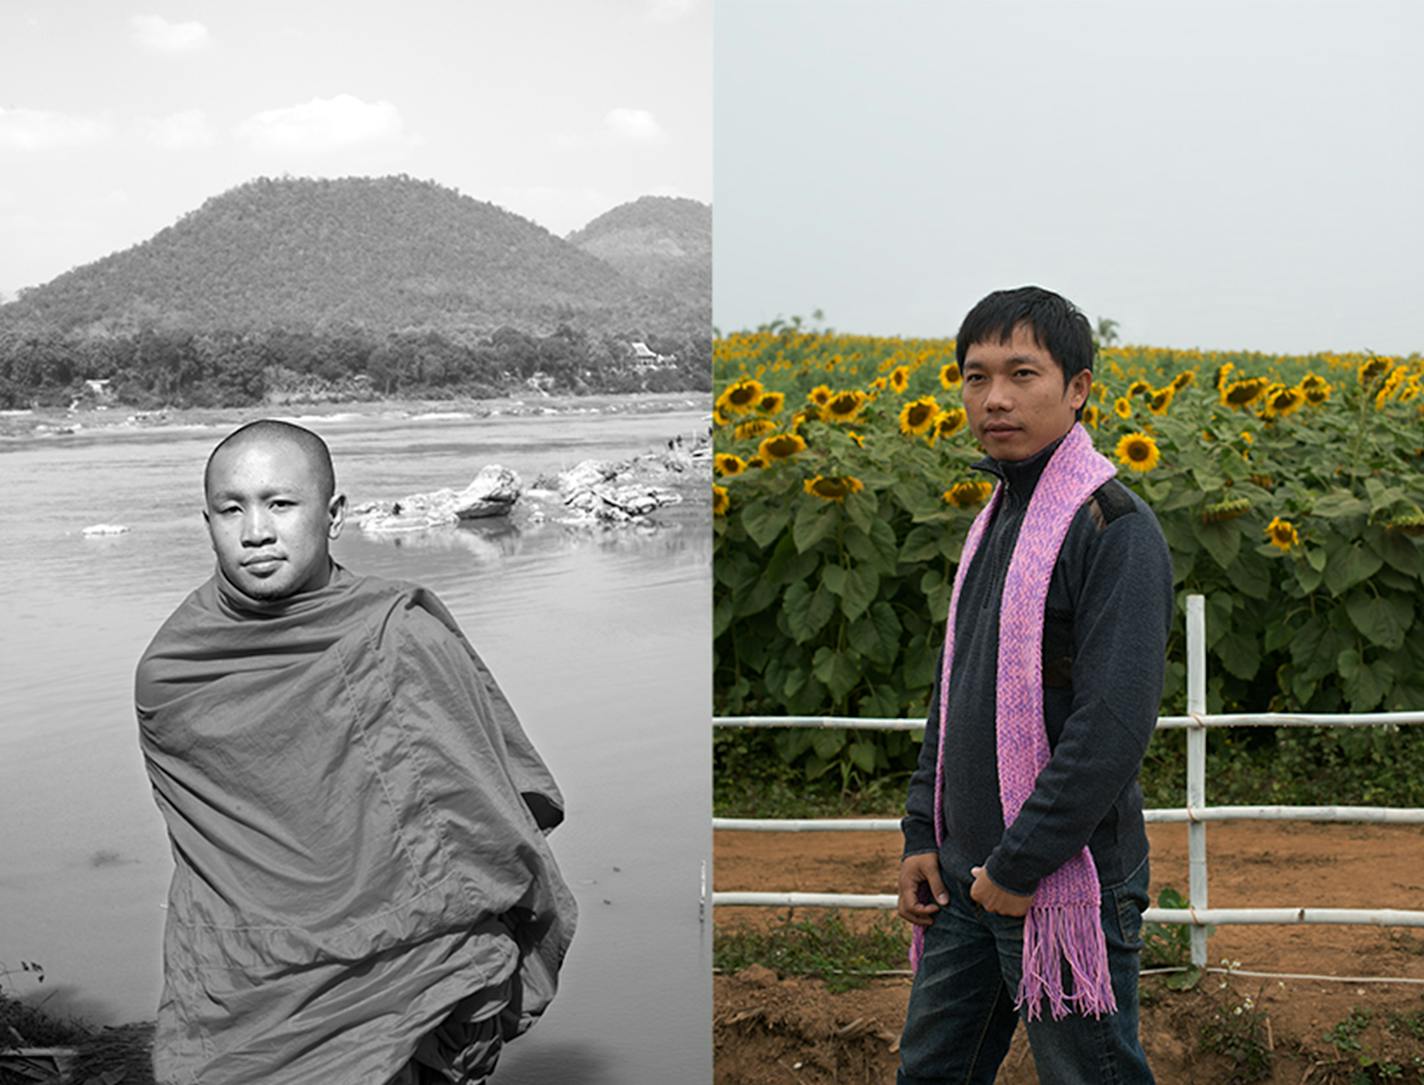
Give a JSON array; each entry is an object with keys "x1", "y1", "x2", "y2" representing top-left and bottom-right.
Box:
[
  {"x1": 0, "y1": 392, "x2": 710, "y2": 442},
  {"x1": 350, "y1": 435, "x2": 709, "y2": 532}
]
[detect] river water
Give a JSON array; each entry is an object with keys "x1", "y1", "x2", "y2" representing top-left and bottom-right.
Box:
[{"x1": 0, "y1": 404, "x2": 712, "y2": 1083}]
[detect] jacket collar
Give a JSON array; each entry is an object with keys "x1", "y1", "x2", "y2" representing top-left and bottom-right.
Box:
[{"x1": 971, "y1": 430, "x2": 1070, "y2": 503}]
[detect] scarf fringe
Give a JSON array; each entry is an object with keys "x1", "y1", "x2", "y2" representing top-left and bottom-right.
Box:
[
  {"x1": 909, "y1": 926, "x2": 925, "y2": 971},
  {"x1": 1017, "y1": 901, "x2": 1118, "y2": 1020}
]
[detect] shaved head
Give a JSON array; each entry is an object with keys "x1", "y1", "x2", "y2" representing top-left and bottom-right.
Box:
[
  {"x1": 202, "y1": 419, "x2": 344, "y2": 601},
  {"x1": 204, "y1": 420, "x2": 335, "y2": 503}
]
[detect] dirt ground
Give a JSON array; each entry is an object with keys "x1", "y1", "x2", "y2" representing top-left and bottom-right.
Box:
[{"x1": 714, "y1": 822, "x2": 1424, "y2": 1084}]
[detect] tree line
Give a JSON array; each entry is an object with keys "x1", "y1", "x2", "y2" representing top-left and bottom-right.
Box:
[{"x1": 0, "y1": 324, "x2": 710, "y2": 410}]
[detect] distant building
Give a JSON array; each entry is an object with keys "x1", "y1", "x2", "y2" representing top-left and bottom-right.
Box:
[
  {"x1": 84, "y1": 379, "x2": 114, "y2": 399},
  {"x1": 628, "y1": 341, "x2": 677, "y2": 372}
]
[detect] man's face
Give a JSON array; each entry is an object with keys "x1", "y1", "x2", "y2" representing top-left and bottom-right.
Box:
[
  {"x1": 961, "y1": 323, "x2": 1091, "y2": 462},
  {"x1": 203, "y1": 440, "x2": 345, "y2": 601}
]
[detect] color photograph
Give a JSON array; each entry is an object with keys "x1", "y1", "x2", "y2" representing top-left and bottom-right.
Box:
[{"x1": 711, "y1": 3, "x2": 1424, "y2": 1082}]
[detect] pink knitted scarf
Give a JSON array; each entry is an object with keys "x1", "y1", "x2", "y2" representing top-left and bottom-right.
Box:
[{"x1": 910, "y1": 423, "x2": 1118, "y2": 1020}]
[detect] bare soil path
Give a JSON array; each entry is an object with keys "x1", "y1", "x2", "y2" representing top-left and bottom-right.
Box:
[{"x1": 714, "y1": 822, "x2": 1424, "y2": 1084}]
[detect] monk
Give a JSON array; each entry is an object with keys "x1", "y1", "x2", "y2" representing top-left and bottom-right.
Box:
[{"x1": 135, "y1": 419, "x2": 576, "y2": 1085}]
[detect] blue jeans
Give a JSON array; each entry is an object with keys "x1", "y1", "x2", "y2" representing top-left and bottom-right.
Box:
[{"x1": 897, "y1": 855, "x2": 1155, "y2": 1085}]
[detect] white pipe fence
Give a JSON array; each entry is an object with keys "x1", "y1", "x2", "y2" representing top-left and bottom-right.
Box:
[{"x1": 712, "y1": 593, "x2": 1424, "y2": 968}]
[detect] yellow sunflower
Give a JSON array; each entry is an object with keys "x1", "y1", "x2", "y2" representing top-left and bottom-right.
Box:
[
  {"x1": 759, "y1": 432, "x2": 808, "y2": 462},
  {"x1": 1265, "y1": 516, "x2": 1299, "y2": 552},
  {"x1": 1113, "y1": 396, "x2": 1132, "y2": 419},
  {"x1": 1127, "y1": 379, "x2": 1152, "y2": 398},
  {"x1": 1375, "y1": 365, "x2": 1408, "y2": 409},
  {"x1": 869, "y1": 377, "x2": 888, "y2": 393},
  {"x1": 939, "y1": 362, "x2": 962, "y2": 389},
  {"x1": 1147, "y1": 386, "x2": 1175, "y2": 416},
  {"x1": 712, "y1": 484, "x2": 729, "y2": 516},
  {"x1": 1171, "y1": 370, "x2": 1197, "y2": 391},
  {"x1": 1213, "y1": 362, "x2": 1235, "y2": 390},
  {"x1": 890, "y1": 365, "x2": 911, "y2": 394},
  {"x1": 803, "y1": 474, "x2": 865, "y2": 502},
  {"x1": 1261, "y1": 385, "x2": 1305, "y2": 419},
  {"x1": 824, "y1": 389, "x2": 868, "y2": 423},
  {"x1": 899, "y1": 396, "x2": 940, "y2": 436},
  {"x1": 932, "y1": 407, "x2": 968, "y2": 442},
  {"x1": 757, "y1": 391, "x2": 786, "y2": 414},
  {"x1": 1220, "y1": 377, "x2": 1269, "y2": 408},
  {"x1": 847, "y1": 431, "x2": 865, "y2": 448},
  {"x1": 1301, "y1": 377, "x2": 1332, "y2": 406},
  {"x1": 943, "y1": 480, "x2": 994, "y2": 508},
  {"x1": 733, "y1": 418, "x2": 777, "y2": 441},
  {"x1": 1115, "y1": 432, "x2": 1161, "y2": 473},
  {"x1": 714, "y1": 453, "x2": 746, "y2": 477},
  {"x1": 1083, "y1": 404, "x2": 1101, "y2": 429},
  {"x1": 716, "y1": 378, "x2": 765, "y2": 416},
  {"x1": 808, "y1": 384, "x2": 833, "y2": 408},
  {"x1": 1357, "y1": 357, "x2": 1390, "y2": 388}
]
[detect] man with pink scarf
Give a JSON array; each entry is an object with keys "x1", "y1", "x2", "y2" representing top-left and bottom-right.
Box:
[{"x1": 896, "y1": 287, "x2": 1171, "y2": 1084}]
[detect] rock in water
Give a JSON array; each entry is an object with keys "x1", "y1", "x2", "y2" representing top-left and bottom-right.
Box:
[
  {"x1": 453, "y1": 465, "x2": 521, "y2": 519},
  {"x1": 82, "y1": 523, "x2": 130, "y2": 536},
  {"x1": 557, "y1": 460, "x2": 618, "y2": 494}
]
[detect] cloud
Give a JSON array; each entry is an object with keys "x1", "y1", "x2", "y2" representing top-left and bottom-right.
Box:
[
  {"x1": 647, "y1": 0, "x2": 700, "y2": 20},
  {"x1": 139, "y1": 109, "x2": 216, "y2": 150},
  {"x1": 0, "y1": 108, "x2": 111, "y2": 151},
  {"x1": 236, "y1": 94, "x2": 407, "y2": 153},
  {"x1": 604, "y1": 108, "x2": 665, "y2": 144},
  {"x1": 130, "y1": 14, "x2": 211, "y2": 53}
]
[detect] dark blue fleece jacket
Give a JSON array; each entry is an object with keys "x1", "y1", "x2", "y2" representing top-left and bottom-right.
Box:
[{"x1": 901, "y1": 435, "x2": 1175, "y2": 895}]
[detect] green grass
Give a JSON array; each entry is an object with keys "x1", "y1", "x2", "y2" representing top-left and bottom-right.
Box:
[{"x1": 715, "y1": 910, "x2": 911, "y2": 992}]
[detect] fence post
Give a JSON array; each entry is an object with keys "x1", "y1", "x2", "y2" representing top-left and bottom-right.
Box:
[{"x1": 1185, "y1": 593, "x2": 1209, "y2": 968}]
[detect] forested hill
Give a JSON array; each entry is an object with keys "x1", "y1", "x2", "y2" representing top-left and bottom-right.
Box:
[
  {"x1": 568, "y1": 195, "x2": 711, "y2": 305},
  {"x1": 0, "y1": 176, "x2": 703, "y2": 337}
]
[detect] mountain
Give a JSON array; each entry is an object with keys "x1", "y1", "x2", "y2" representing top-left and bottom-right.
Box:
[
  {"x1": 0, "y1": 176, "x2": 705, "y2": 337},
  {"x1": 568, "y1": 196, "x2": 711, "y2": 308}
]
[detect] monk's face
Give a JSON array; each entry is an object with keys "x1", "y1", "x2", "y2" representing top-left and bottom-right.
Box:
[{"x1": 203, "y1": 439, "x2": 345, "y2": 601}]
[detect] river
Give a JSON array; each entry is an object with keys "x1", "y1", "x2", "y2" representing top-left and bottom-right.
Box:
[{"x1": 0, "y1": 402, "x2": 712, "y2": 1083}]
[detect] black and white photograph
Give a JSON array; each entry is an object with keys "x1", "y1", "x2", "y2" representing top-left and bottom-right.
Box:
[{"x1": 0, "y1": 2, "x2": 711, "y2": 1082}]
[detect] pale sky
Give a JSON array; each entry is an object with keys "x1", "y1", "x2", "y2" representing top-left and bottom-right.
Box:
[
  {"x1": 714, "y1": 0, "x2": 1422, "y2": 356},
  {"x1": 0, "y1": 0, "x2": 710, "y2": 298}
]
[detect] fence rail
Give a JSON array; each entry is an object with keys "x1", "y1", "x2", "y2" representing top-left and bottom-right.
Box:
[{"x1": 712, "y1": 594, "x2": 1424, "y2": 967}]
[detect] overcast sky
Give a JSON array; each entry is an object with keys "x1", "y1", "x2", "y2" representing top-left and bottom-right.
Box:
[
  {"x1": 0, "y1": 0, "x2": 709, "y2": 298},
  {"x1": 714, "y1": 0, "x2": 1421, "y2": 355}
]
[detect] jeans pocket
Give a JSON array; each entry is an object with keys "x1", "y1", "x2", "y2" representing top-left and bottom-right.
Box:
[
  {"x1": 1114, "y1": 889, "x2": 1146, "y2": 952},
  {"x1": 1104, "y1": 856, "x2": 1150, "y2": 952}
]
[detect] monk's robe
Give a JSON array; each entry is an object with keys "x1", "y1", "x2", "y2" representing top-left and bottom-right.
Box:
[{"x1": 135, "y1": 564, "x2": 577, "y2": 1085}]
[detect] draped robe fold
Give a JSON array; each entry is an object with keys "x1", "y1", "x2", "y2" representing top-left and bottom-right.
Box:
[{"x1": 135, "y1": 565, "x2": 577, "y2": 1085}]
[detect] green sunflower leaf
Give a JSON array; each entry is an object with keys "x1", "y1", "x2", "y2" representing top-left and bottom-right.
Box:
[
  {"x1": 1344, "y1": 591, "x2": 1414, "y2": 650},
  {"x1": 793, "y1": 499, "x2": 840, "y2": 552},
  {"x1": 1323, "y1": 542, "x2": 1383, "y2": 596},
  {"x1": 741, "y1": 499, "x2": 792, "y2": 549}
]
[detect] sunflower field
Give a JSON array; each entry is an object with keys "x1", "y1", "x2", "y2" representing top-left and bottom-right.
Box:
[{"x1": 712, "y1": 330, "x2": 1424, "y2": 810}]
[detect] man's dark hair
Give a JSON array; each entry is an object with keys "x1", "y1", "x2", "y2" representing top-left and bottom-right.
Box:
[
  {"x1": 955, "y1": 285, "x2": 1096, "y2": 382},
  {"x1": 203, "y1": 419, "x2": 336, "y2": 502}
]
